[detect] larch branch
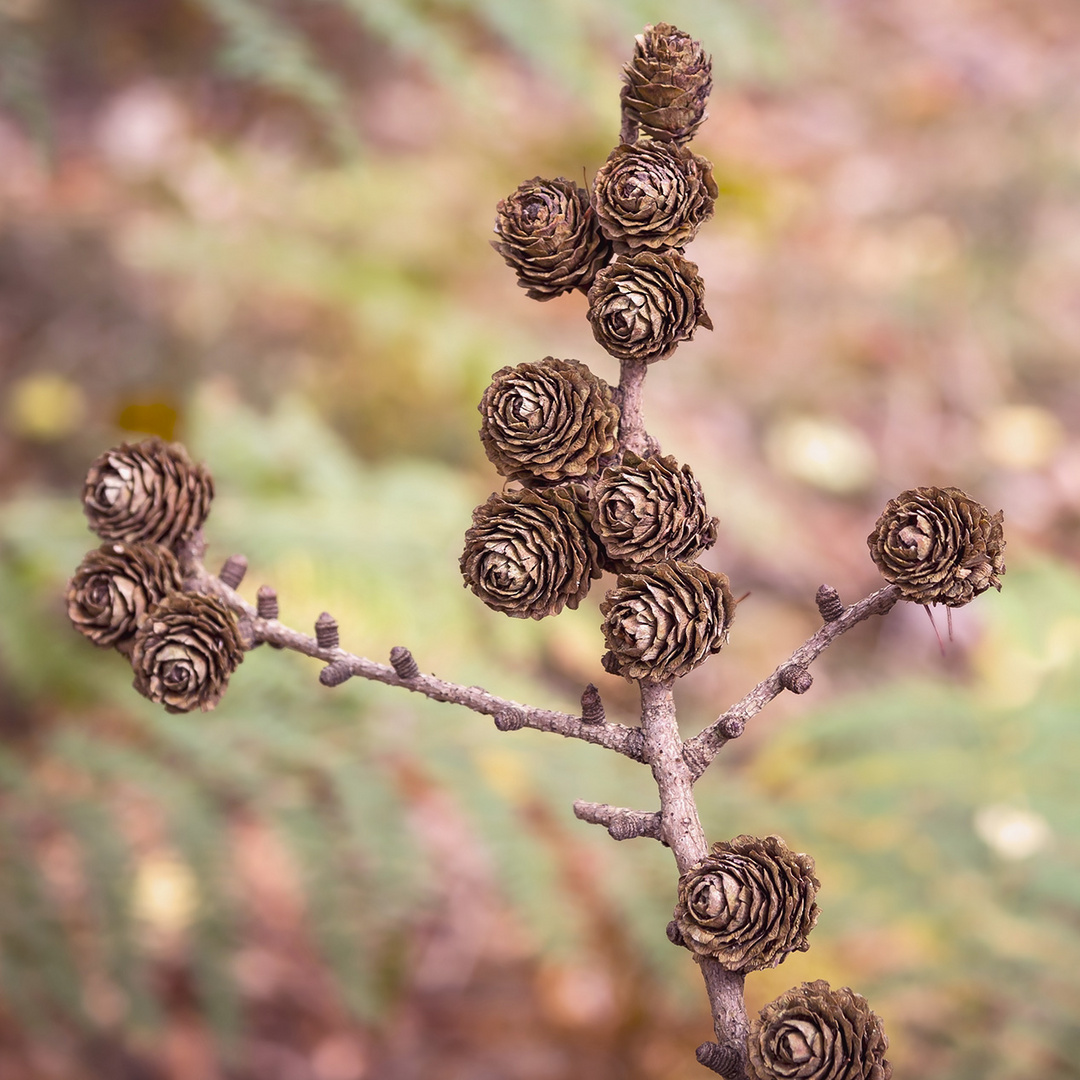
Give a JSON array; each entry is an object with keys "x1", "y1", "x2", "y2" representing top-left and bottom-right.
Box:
[{"x1": 178, "y1": 545, "x2": 646, "y2": 763}]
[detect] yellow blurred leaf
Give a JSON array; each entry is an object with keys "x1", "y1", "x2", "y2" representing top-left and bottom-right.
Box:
[
  {"x1": 133, "y1": 851, "x2": 198, "y2": 936},
  {"x1": 115, "y1": 398, "x2": 179, "y2": 441},
  {"x1": 764, "y1": 415, "x2": 877, "y2": 494},
  {"x1": 980, "y1": 405, "x2": 1065, "y2": 471},
  {"x1": 6, "y1": 372, "x2": 85, "y2": 440},
  {"x1": 476, "y1": 747, "x2": 531, "y2": 804}
]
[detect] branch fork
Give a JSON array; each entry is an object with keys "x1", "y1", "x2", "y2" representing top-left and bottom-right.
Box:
[{"x1": 170, "y1": 493, "x2": 904, "y2": 1080}]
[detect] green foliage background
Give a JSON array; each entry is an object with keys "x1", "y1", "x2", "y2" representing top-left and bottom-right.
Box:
[{"x1": 2, "y1": 1, "x2": 1080, "y2": 1077}]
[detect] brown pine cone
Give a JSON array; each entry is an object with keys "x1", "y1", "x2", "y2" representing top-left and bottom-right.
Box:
[
  {"x1": 492, "y1": 177, "x2": 613, "y2": 300},
  {"x1": 673, "y1": 835, "x2": 819, "y2": 971},
  {"x1": 748, "y1": 980, "x2": 892, "y2": 1080},
  {"x1": 620, "y1": 23, "x2": 712, "y2": 145},
  {"x1": 587, "y1": 250, "x2": 711, "y2": 364},
  {"x1": 479, "y1": 358, "x2": 620, "y2": 483},
  {"x1": 67, "y1": 541, "x2": 183, "y2": 653},
  {"x1": 592, "y1": 142, "x2": 716, "y2": 251},
  {"x1": 592, "y1": 452, "x2": 716, "y2": 570},
  {"x1": 131, "y1": 592, "x2": 245, "y2": 713},
  {"x1": 83, "y1": 438, "x2": 214, "y2": 549},
  {"x1": 461, "y1": 486, "x2": 601, "y2": 620},
  {"x1": 600, "y1": 561, "x2": 734, "y2": 681},
  {"x1": 867, "y1": 486, "x2": 1005, "y2": 606}
]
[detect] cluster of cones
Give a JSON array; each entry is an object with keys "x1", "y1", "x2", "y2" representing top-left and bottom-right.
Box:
[
  {"x1": 68, "y1": 438, "x2": 244, "y2": 713},
  {"x1": 463, "y1": 25, "x2": 734, "y2": 684}
]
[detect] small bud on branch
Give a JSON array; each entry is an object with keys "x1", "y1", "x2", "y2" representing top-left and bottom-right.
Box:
[
  {"x1": 608, "y1": 815, "x2": 646, "y2": 841},
  {"x1": 256, "y1": 585, "x2": 279, "y2": 620},
  {"x1": 580, "y1": 683, "x2": 605, "y2": 724},
  {"x1": 319, "y1": 660, "x2": 353, "y2": 687},
  {"x1": 815, "y1": 584, "x2": 843, "y2": 622},
  {"x1": 494, "y1": 709, "x2": 526, "y2": 731},
  {"x1": 780, "y1": 665, "x2": 813, "y2": 695},
  {"x1": 390, "y1": 646, "x2": 420, "y2": 680},
  {"x1": 696, "y1": 1041, "x2": 740, "y2": 1076},
  {"x1": 218, "y1": 554, "x2": 248, "y2": 589},
  {"x1": 315, "y1": 612, "x2": 339, "y2": 649}
]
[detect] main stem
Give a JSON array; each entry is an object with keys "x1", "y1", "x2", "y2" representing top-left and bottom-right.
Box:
[
  {"x1": 618, "y1": 359, "x2": 653, "y2": 457},
  {"x1": 639, "y1": 681, "x2": 750, "y2": 1079}
]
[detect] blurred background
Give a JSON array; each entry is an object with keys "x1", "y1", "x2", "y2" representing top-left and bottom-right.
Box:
[{"x1": 2, "y1": 0, "x2": 1080, "y2": 1076}]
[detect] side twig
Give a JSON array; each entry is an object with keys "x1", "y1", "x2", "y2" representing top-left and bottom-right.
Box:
[
  {"x1": 573, "y1": 800, "x2": 663, "y2": 842},
  {"x1": 179, "y1": 542, "x2": 647, "y2": 763},
  {"x1": 682, "y1": 584, "x2": 902, "y2": 778}
]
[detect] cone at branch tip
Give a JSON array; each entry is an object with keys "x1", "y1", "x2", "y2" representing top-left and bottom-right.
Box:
[
  {"x1": 82, "y1": 437, "x2": 213, "y2": 549},
  {"x1": 868, "y1": 486, "x2": 1004, "y2": 607},
  {"x1": 621, "y1": 23, "x2": 713, "y2": 145}
]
